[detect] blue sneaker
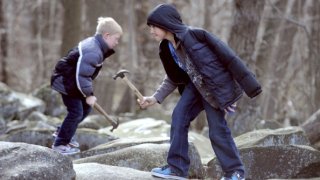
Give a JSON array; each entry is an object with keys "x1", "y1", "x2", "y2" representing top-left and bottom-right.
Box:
[
  {"x1": 151, "y1": 165, "x2": 187, "y2": 180},
  {"x1": 220, "y1": 171, "x2": 245, "y2": 180},
  {"x1": 52, "y1": 130, "x2": 79, "y2": 148},
  {"x1": 52, "y1": 144, "x2": 80, "y2": 155}
]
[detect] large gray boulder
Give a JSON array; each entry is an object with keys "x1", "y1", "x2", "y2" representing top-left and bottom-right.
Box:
[
  {"x1": 1, "y1": 128, "x2": 117, "y2": 152},
  {"x1": 206, "y1": 127, "x2": 317, "y2": 179},
  {"x1": 74, "y1": 141, "x2": 205, "y2": 179},
  {"x1": 74, "y1": 128, "x2": 118, "y2": 151},
  {"x1": 235, "y1": 127, "x2": 310, "y2": 148},
  {"x1": 8, "y1": 92, "x2": 45, "y2": 120},
  {"x1": 0, "y1": 117, "x2": 6, "y2": 135},
  {"x1": 98, "y1": 118, "x2": 214, "y2": 163},
  {"x1": 74, "y1": 163, "x2": 157, "y2": 180},
  {"x1": 79, "y1": 114, "x2": 114, "y2": 130},
  {"x1": 1, "y1": 129, "x2": 56, "y2": 148},
  {"x1": 32, "y1": 83, "x2": 65, "y2": 117},
  {"x1": 2, "y1": 111, "x2": 61, "y2": 136},
  {"x1": 0, "y1": 82, "x2": 20, "y2": 120},
  {"x1": 207, "y1": 145, "x2": 320, "y2": 179},
  {"x1": 0, "y1": 82, "x2": 45, "y2": 121},
  {"x1": 0, "y1": 141, "x2": 75, "y2": 180},
  {"x1": 80, "y1": 137, "x2": 169, "y2": 158}
]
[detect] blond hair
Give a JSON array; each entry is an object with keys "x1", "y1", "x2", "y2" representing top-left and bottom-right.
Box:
[{"x1": 96, "y1": 17, "x2": 123, "y2": 35}]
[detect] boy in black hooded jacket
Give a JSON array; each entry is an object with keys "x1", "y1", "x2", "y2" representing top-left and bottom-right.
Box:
[{"x1": 138, "y1": 4, "x2": 261, "y2": 180}]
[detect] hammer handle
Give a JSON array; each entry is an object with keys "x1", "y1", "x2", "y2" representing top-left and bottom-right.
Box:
[
  {"x1": 122, "y1": 76, "x2": 144, "y2": 101},
  {"x1": 93, "y1": 102, "x2": 118, "y2": 129}
]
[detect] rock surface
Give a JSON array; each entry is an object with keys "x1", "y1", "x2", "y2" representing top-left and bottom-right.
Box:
[
  {"x1": 235, "y1": 127, "x2": 310, "y2": 148},
  {"x1": 0, "y1": 142, "x2": 75, "y2": 180},
  {"x1": 208, "y1": 145, "x2": 320, "y2": 179},
  {"x1": 74, "y1": 163, "x2": 157, "y2": 180},
  {"x1": 74, "y1": 141, "x2": 205, "y2": 179}
]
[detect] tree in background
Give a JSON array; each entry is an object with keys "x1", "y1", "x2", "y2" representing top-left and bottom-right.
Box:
[
  {"x1": 227, "y1": 0, "x2": 265, "y2": 135},
  {"x1": 60, "y1": 0, "x2": 82, "y2": 56},
  {"x1": 0, "y1": 0, "x2": 62, "y2": 92},
  {"x1": 0, "y1": 0, "x2": 7, "y2": 83}
]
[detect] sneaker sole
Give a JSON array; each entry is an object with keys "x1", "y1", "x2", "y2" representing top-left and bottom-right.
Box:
[
  {"x1": 52, "y1": 134, "x2": 80, "y2": 148},
  {"x1": 52, "y1": 147, "x2": 80, "y2": 155},
  {"x1": 151, "y1": 172, "x2": 187, "y2": 180},
  {"x1": 55, "y1": 149, "x2": 80, "y2": 156},
  {"x1": 68, "y1": 142, "x2": 80, "y2": 148}
]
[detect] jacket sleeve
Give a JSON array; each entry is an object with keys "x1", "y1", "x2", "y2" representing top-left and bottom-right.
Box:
[
  {"x1": 200, "y1": 30, "x2": 262, "y2": 98},
  {"x1": 76, "y1": 46, "x2": 100, "y2": 97},
  {"x1": 153, "y1": 75, "x2": 177, "y2": 103}
]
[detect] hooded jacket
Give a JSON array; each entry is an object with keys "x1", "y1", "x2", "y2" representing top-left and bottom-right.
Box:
[
  {"x1": 147, "y1": 4, "x2": 262, "y2": 110},
  {"x1": 51, "y1": 34, "x2": 115, "y2": 98}
]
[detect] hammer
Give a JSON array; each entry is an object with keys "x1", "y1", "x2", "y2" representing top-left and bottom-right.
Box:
[
  {"x1": 93, "y1": 102, "x2": 119, "y2": 132},
  {"x1": 113, "y1": 69, "x2": 144, "y2": 101}
]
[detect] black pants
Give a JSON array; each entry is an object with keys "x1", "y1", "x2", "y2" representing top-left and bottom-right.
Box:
[{"x1": 54, "y1": 94, "x2": 91, "y2": 146}]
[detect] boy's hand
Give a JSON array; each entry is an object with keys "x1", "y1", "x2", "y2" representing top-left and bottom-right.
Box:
[
  {"x1": 224, "y1": 103, "x2": 237, "y2": 115},
  {"x1": 137, "y1": 96, "x2": 157, "y2": 109},
  {"x1": 86, "y1": 96, "x2": 97, "y2": 106}
]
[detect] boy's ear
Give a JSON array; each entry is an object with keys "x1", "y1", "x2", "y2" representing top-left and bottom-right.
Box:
[{"x1": 103, "y1": 32, "x2": 110, "y2": 39}]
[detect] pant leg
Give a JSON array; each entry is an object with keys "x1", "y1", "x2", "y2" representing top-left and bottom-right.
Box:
[
  {"x1": 54, "y1": 94, "x2": 87, "y2": 146},
  {"x1": 202, "y1": 99, "x2": 244, "y2": 176},
  {"x1": 80, "y1": 97, "x2": 92, "y2": 122},
  {"x1": 55, "y1": 97, "x2": 92, "y2": 138},
  {"x1": 167, "y1": 83, "x2": 204, "y2": 177}
]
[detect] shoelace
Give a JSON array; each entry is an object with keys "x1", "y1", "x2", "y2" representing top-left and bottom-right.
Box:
[{"x1": 160, "y1": 165, "x2": 170, "y2": 170}]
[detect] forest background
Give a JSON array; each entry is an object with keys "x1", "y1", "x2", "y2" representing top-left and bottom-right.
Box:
[{"x1": 0, "y1": 0, "x2": 319, "y2": 136}]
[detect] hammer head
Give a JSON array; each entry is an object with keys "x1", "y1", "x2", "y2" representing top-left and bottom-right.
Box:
[
  {"x1": 113, "y1": 69, "x2": 130, "y2": 80},
  {"x1": 110, "y1": 117, "x2": 120, "y2": 132}
]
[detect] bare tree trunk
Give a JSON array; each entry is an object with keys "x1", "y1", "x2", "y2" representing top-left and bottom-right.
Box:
[
  {"x1": 115, "y1": 87, "x2": 132, "y2": 114},
  {"x1": 227, "y1": 0, "x2": 265, "y2": 135},
  {"x1": 128, "y1": 0, "x2": 137, "y2": 113},
  {"x1": 115, "y1": 0, "x2": 151, "y2": 115},
  {"x1": 60, "y1": 0, "x2": 81, "y2": 56},
  {"x1": 0, "y1": 0, "x2": 7, "y2": 83},
  {"x1": 32, "y1": 0, "x2": 46, "y2": 90},
  {"x1": 268, "y1": 0, "x2": 304, "y2": 125},
  {"x1": 255, "y1": 0, "x2": 285, "y2": 121},
  {"x1": 309, "y1": 0, "x2": 320, "y2": 111},
  {"x1": 1, "y1": 0, "x2": 62, "y2": 92},
  {"x1": 204, "y1": 0, "x2": 214, "y2": 30}
]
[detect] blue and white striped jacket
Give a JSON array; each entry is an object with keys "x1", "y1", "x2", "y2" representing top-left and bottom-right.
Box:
[{"x1": 51, "y1": 34, "x2": 115, "y2": 97}]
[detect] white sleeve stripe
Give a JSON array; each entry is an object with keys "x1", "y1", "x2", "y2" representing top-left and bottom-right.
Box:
[{"x1": 76, "y1": 42, "x2": 86, "y2": 97}]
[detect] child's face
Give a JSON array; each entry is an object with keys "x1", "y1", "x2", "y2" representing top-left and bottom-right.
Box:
[
  {"x1": 104, "y1": 33, "x2": 121, "y2": 49},
  {"x1": 149, "y1": 25, "x2": 167, "y2": 41}
]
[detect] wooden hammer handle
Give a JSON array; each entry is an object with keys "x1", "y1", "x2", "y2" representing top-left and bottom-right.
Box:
[
  {"x1": 93, "y1": 102, "x2": 119, "y2": 131},
  {"x1": 122, "y1": 76, "x2": 144, "y2": 101}
]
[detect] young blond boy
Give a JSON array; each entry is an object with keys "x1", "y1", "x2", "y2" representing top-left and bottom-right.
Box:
[{"x1": 51, "y1": 17, "x2": 122, "y2": 155}]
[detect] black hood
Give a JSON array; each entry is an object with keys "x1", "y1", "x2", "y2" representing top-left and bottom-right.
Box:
[{"x1": 147, "y1": 4, "x2": 188, "y2": 39}]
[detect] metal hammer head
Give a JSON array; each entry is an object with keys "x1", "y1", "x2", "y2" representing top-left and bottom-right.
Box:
[
  {"x1": 113, "y1": 69, "x2": 130, "y2": 80},
  {"x1": 110, "y1": 117, "x2": 119, "y2": 132}
]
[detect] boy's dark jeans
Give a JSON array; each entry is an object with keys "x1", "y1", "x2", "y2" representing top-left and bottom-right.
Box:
[
  {"x1": 54, "y1": 94, "x2": 91, "y2": 146},
  {"x1": 167, "y1": 82, "x2": 244, "y2": 177}
]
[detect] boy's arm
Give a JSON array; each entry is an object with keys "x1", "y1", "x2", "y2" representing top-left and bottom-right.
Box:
[
  {"x1": 152, "y1": 75, "x2": 178, "y2": 103},
  {"x1": 76, "y1": 50, "x2": 100, "y2": 97},
  {"x1": 200, "y1": 30, "x2": 262, "y2": 98}
]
